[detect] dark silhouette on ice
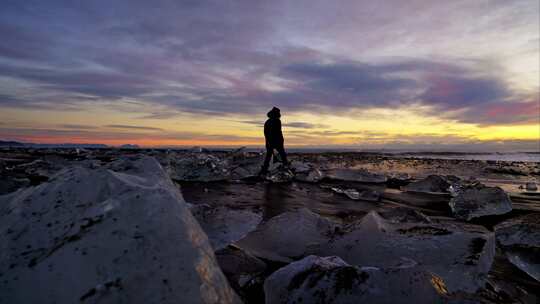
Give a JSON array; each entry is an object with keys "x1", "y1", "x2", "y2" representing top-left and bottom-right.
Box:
[{"x1": 260, "y1": 107, "x2": 288, "y2": 175}]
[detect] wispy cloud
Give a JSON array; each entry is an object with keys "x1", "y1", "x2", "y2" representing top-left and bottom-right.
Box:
[
  {"x1": 137, "y1": 112, "x2": 182, "y2": 120},
  {"x1": 284, "y1": 122, "x2": 330, "y2": 129},
  {"x1": 239, "y1": 120, "x2": 329, "y2": 129},
  {"x1": 0, "y1": 126, "x2": 262, "y2": 145},
  {"x1": 60, "y1": 124, "x2": 98, "y2": 130},
  {"x1": 105, "y1": 125, "x2": 163, "y2": 131},
  {"x1": 0, "y1": 0, "x2": 538, "y2": 146}
]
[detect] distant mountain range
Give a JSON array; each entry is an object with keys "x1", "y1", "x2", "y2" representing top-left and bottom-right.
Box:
[
  {"x1": 0, "y1": 140, "x2": 108, "y2": 148},
  {"x1": 0, "y1": 140, "x2": 25, "y2": 147},
  {"x1": 0, "y1": 140, "x2": 146, "y2": 149},
  {"x1": 119, "y1": 144, "x2": 140, "y2": 149}
]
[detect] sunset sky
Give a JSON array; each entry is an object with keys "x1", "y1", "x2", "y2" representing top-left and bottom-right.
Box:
[{"x1": 1, "y1": 0, "x2": 539, "y2": 150}]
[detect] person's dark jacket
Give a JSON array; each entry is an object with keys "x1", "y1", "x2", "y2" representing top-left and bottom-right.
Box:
[{"x1": 264, "y1": 108, "x2": 284, "y2": 147}]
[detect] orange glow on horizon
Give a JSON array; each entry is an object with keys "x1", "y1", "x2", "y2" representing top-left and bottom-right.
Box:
[{"x1": 8, "y1": 135, "x2": 264, "y2": 147}]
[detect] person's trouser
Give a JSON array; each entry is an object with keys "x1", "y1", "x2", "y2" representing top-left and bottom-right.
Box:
[{"x1": 261, "y1": 144, "x2": 288, "y2": 173}]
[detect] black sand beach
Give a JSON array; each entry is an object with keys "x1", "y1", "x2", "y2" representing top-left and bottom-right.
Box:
[{"x1": 1, "y1": 147, "x2": 539, "y2": 303}]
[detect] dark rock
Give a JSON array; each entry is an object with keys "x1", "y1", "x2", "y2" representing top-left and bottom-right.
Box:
[
  {"x1": 266, "y1": 166, "x2": 294, "y2": 183},
  {"x1": 318, "y1": 211, "x2": 495, "y2": 293},
  {"x1": 325, "y1": 168, "x2": 387, "y2": 183},
  {"x1": 264, "y1": 255, "x2": 448, "y2": 304},
  {"x1": 169, "y1": 153, "x2": 231, "y2": 182},
  {"x1": 235, "y1": 208, "x2": 338, "y2": 263},
  {"x1": 402, "y1": 175, "x2": 454, "y2": 193},
  {"x1": 15, "y1": 159, "x2": 63, "y2": 178},
  {"x1": 330, "y1": 187, "x2": 361, "y2": 200},
  {"x1": 230, "y1": 166, "x2": 256, "y2": 180},
  {"x1": 190, "y1": 206, "x2": 262, "y2": 250},
  {"x1": 526, "y1": 182, "x2": 538, "y2": 191},
  {"x1": 495, "y1": 213, "x2": 540, "y2": 248},
  {"x1": 449, "y1": 184, "x2": 512, "y2": 220},
  {"x1": 289, "y1": 160, "x2": 311, "y2": 173},
  {"x1": 295, "y1": 168, "x2": 324, "y2": 183},
  {"x1": 379, "y1": 207, "x2": 432, "y2": 224},
  {"x1": 386, "y1": 172, "x2": 412, "y2": 188},
  {"x1": 215, "y1": 245, "x2": 267, "y2": 302},
  {"x1": 187, "y1": 203, "x2": 212, "y2": 218},
  {"x1": 330, "y1": 187, "x2": 380, "y2": 202},
  {"x1": 0, "y1": 157, "x2": 240, "y2": 303},
  {"x1": 289, "y1": 161, "x2": 325, "y2": 183},
  {"x1": 216, "y1": 245, "x2": 267, "y2": 282},
  {"x1": 228, "y1": 152, "x2": 265, "y2": 180},
  {"x1": 485, "y1": 166, "x2": 528, "y2": 176},
  {"x1": 495, "y1": 213, "x2": 540, "y2": 282},
  {"x1": 0, "y1": 176, "x2": 30, "y2": 195},
  {"x1": 292, "y1": 161, "x2": 324, "y2": 183},
  {"x1": 503, "y1": 248, "x2": 540, "y2": 283},
  {"x1": 357, "y1": 189, "x2": 380, "y2": 202}
]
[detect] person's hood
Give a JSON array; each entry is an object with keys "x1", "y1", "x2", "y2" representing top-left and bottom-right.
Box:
[{"x1": 267, "y1": 107, "x2": 281, "y2": 119}]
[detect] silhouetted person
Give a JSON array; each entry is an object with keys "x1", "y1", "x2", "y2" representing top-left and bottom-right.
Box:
[{"x1": 260, "y1": 107, "x2": 288, "y2": 175}]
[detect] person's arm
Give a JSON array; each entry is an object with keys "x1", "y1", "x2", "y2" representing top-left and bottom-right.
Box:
[
  {"x1": 277, "y1": 119, "x2": 284, "y2": 139},
  {"x1": 264, "y1": 120, "x2": 270, "y2": 139}
]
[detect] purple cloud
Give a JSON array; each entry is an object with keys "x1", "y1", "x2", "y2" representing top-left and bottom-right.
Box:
[{"x1": 0, "y1": 0, "x2": 537, "y2": 128}]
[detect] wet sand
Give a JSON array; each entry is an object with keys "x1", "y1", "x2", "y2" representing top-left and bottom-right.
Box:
[{"x1": 177, "y1": 151, "x2": 539, "y2": 303}]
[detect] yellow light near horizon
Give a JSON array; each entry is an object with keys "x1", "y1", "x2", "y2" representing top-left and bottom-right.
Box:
[
  {"x1": 1, "y1": 102, "x2": 538, "y2": 147},
  {"x1": 475, "y1": 125, "x2": 540, "y2": 140}
]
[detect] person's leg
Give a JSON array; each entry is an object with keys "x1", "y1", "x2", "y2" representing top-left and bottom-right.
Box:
[
  {"x1": 261, "y1": 146, "x2": 273, "y2": 174},
  {"x1": 276, "y1": 145, "x2": 288, "y2": 166}
]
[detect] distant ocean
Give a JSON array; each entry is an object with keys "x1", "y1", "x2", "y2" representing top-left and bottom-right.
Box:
[
  {"x1": 282, "y1": 148, "x2": 540, "y2": 162},
  {"x1": 390, "y1": 152, "x2": 540, "y2": 163}
]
